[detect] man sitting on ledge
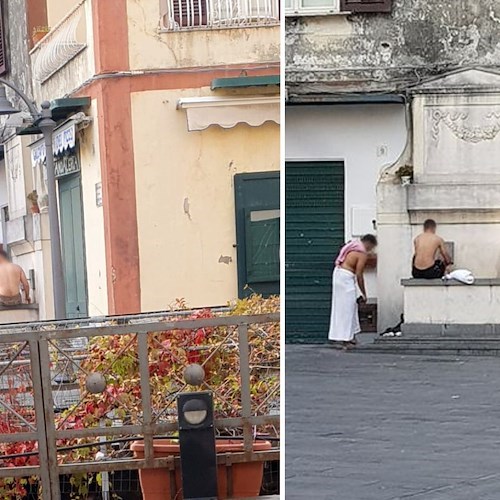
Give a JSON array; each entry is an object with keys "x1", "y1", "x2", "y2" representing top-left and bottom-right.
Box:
[
  {"x1": 412, "y1": 219, "x2": 452, "y2": 279},
  {"x1": 0, "y1": 251, "x2": 30, "y2": 306}
]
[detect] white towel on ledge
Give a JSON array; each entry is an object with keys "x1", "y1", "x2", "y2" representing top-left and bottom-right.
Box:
[{"x1": 443, "y1": 269, "x2": 475, "y2": 285}]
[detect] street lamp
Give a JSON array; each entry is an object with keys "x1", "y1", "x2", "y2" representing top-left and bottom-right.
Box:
[{"x1": 0, "y1": 81, "x2": 66, "y2": 319}]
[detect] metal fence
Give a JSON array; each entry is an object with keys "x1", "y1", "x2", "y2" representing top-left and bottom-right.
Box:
[
  {"x1": 0, "y1": 309, "x2": 280, "y2": 498},
  {"x1": 161, "y1": 0, "x2": 279, "y2": 30}
]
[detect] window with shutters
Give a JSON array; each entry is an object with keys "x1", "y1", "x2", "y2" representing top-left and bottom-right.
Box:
[
  {"x1": 286, "y1": 0, "x2": 391, "y2": 16},
  {"x1": 235, "y1": 172, "x2": 280, "y2": 299},
  {"x1": 161, "y1": 0, "x2": 279, "y2": 29},
  {"x1": 0, "y1": 1, "x2": 6, "y2": 75}
]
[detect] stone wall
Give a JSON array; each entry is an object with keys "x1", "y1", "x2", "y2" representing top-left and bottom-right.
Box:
[
  {"x1": 3, "y1": 1, "x2": 33, "y2": 111},
  {"x1": 286, "y1": 0, "x2": 500, "y2": 97}
]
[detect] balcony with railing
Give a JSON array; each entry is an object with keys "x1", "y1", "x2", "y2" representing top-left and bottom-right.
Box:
[
  {"x1": 30, "y1": 0, "x2": 94, "y2": 97},
  {"x1": 160, "y1": 0, "x2": 279, "y2": 30}
]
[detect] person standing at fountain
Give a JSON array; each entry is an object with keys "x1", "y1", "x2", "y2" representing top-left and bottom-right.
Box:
[
  {"x1": 412, "y1": 219, "x2": 452, "y2": 279},
  {"x1": 328, "y1": 235, "x2": 378, "y2": 347},
  {"x1": 0, "y1": 250, "x2": 30, "y2": 305}
]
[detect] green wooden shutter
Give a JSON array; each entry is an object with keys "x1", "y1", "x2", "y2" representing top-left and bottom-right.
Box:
[
  {"x1": 59, "y1": 174, "x2": 88, "y2": 318},
  {"x1": 235, "y1": 172, "x2": 280, "y2": 298},
  {"x1": 0, "y1": 1, "x2": 7, "y2": 75},
  {"x1": 285, "y1": 162, "x2": 345, "y2": 343},
  {"x1": 340, "y1": 0, "x2": 392, "y2": 13}
]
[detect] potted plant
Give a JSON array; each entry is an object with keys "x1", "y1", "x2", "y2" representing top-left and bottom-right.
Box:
[
  {"x1": 27, "y1": 190, "x2": 40, "y2": 214},
  {"x1": 131, "y1": 438, "x2": 272, "y2": 499},
  {"x1": 49, "y1": 295, "x2": 279, "y2": 499},
  {"x1": 395, "y1": 165, "x2": 414, "y2": 186},
  {"x1": 32, "y1": 26, "x2": 50, "y2": 45}
]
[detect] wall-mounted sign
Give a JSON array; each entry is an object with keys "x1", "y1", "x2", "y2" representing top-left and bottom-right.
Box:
[
  {"x1": 30, "y1": 122, "x2": 77, "y2": 168},
  {"x1": 54, "y1": 154, "x2": 80, "y2": 179},
  {"x1": 95, "y1": 182, "x2": 102, "y2": 207}
]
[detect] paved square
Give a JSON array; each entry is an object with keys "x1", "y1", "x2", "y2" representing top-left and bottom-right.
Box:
[{"x1": 286, "y1": 346, "x2": 500, "y2": 500}]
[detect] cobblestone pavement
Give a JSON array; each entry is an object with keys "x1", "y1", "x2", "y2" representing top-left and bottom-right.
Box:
[{"x1": 286, "y1": 345, "x2": 500, "y2": 500}]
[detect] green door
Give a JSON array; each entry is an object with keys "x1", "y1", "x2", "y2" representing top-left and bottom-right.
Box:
[
  {"x1": 285, "y1": 162, "x2": 345, "y2": 343},
  {"x1": 59, "y1": 174, "x2": 88, "y2": 318},
  {"x1": 235, "y1": 172, "x2": 280, "y2": 298}
]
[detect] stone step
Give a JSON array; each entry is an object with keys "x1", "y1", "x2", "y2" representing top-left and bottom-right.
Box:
[
  {"x1": 375, "y1": 337, "x2": 500, "y2": 346},
  {"x1": 354, "y1": 344, "x2": 500, "y2": 356},
  {"x1": 355, "y1": 338, "x2": 500, "y2": 356}
]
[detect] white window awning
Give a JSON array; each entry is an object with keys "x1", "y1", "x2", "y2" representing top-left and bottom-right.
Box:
[{"x1": 177, "y1": 96, "x2": 280, "y2": 131}]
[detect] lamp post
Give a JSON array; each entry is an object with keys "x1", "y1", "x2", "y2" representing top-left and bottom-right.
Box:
[{"x1": 0, "y1": 81, "x2": 66, "y2": 319}]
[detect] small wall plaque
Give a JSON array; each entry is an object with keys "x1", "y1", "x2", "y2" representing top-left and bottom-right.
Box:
[{"x1": 95, "y1": 182, "x2": 102, "y2": 207}]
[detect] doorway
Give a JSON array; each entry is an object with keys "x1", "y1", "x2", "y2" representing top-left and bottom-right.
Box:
[{"x1": 58, "y1": 174, "x2": 88, "y2": 318}]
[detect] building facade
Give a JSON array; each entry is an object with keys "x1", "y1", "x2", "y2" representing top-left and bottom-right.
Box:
[
  {"x1": 285, "y1": 0, "x2": 500, "y2": 341},
  {"x1": 0, "y1": 0, "x2": 280, "y2": 320}
]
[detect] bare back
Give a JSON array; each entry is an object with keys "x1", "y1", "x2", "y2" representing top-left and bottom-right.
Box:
[
  {"x1": 340, "y1": 251, "x2": 365, "y2": 274},
  {"x1": 413, "y1": 233, "x2": 444, "y2": 270},
  {"x1": 0, "y1": 263, "x2": 23, "y2": 297}
]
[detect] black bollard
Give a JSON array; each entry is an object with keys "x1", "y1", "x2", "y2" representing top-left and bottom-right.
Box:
[{"x1": 177, "y1": 391, "x2": 218, "y2": 499}]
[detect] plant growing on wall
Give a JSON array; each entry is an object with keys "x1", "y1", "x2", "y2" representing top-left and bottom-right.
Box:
[
  {"x1": 32, "y1": 26, "x2": 50, "y2": 45},
  {"x1": 395, "y1": 165, "x2": 414, "y2": 185},
  {"x1": 27, "y1": 190, "x2": 40, "y2": 214}
]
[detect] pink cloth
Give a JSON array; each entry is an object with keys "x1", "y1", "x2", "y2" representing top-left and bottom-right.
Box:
[{"x1": 335, "y1": 240, "x2": 366, "y2": 267}]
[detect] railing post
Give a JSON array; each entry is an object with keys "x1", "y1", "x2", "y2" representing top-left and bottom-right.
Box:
[
  {"x1": 237, "y1": 324, "x2": 253, "y2": 456},
  {"x1": 138, "y1": 332, "x2": 154, "y2": 466},
  {"x1": 37, "y1": 339, "x2": 62, "y2": 498},
  {"x1": 30, "y1": 339, "x2": 61, "y2": 498}
]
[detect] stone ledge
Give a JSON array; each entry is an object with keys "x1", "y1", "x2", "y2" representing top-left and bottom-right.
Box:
[
  {"x1": 0, "y1": 304, "x2": 38, "y2": 311},
  {"x1": 401, "y1": 278, "x2": 500, "y2": 286},
  {"x1": 402, "y1": 323, "x2": 500, "y2": 335}
]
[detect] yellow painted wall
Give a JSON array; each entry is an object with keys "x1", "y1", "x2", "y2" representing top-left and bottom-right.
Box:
[
  {"x1": 126, "y1": 0, "x2": 279, "y2": 70},
  {"x1": 131, "y1": 88, "x2": 279, "y2": 310},
  {"x1": 79, "y1": 100, "x2": 108, "y2": 316},
  {"x1": 46, "y1": 0, "x2": 81, "y2": 28}
]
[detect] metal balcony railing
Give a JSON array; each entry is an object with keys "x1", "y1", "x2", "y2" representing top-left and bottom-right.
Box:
[
  {"x1": 160, "y1": 0, "x2": 279, "y2": 30},
  {"x1": 31, "y1": 0, "x2": 88, "y2": 83}
]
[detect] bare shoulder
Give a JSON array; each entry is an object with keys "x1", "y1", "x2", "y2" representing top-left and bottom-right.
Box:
[
  {"x1": 354, "y1": 251, "x2": 367, "y2": 262},
  {"x1": 10, "y1": 263, "x2": 23, "y2": 273}
]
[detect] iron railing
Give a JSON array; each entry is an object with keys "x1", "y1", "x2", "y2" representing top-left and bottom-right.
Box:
[
  {"x1": 31, "y1": 0, "x2": 88, "y2": 82},
  {"x1": 160, "y1": 0, "x2": 279, "y2": 30},
  {"x1": 0, "y1": 309, "x2": 280, "y2": 498}
]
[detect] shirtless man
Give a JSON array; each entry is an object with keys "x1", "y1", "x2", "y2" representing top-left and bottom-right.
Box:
[
  {"x1": 412, "y1": 219, "x2": 452, "y2": 279},
  {"x1": 0, "y1": 251, "x2": 30, "y2": 305},
  {"x1": 328, "y1": 234, "x2": 378, "y2": 346}
]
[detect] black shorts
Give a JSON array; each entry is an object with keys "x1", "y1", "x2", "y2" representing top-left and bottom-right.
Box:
[{"x1": 412, "y1": 260, "x2": 445, "y2": 279}]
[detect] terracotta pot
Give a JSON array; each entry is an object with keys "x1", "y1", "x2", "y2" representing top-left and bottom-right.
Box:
[{"x1": 131, "y1": 439, "x2": 272, "y2": 499}]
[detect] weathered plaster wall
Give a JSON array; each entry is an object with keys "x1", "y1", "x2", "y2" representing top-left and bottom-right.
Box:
[
  {"x1": 32, "y1": 0, "x2": 95, "y2": 104},
  {"x1": 46, "y1": 0, "x2": 81, "y2": 27},
  {"x1": 126, "y1": 0, "x2": 280, "y2": 70},
  {"x1": 286, "y1": 103, "x2": 407, "y2": 298},
  {"x1": 78, "y1": 99, "x2": 108, "y2": 316},
  {"x1": 131, "y1": 88, "x2": 279, "y2": 310},
  {"x1": 286, "y1": 0, "x2": 500, "y2": 96},
  {"x1": 3, "y1": 0, "x2": 34, "y2": 112}
]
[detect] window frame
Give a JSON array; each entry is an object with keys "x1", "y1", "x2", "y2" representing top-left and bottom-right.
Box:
[{"x1": 285, "y1": 0, "x2": 340, "y2": 17}]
